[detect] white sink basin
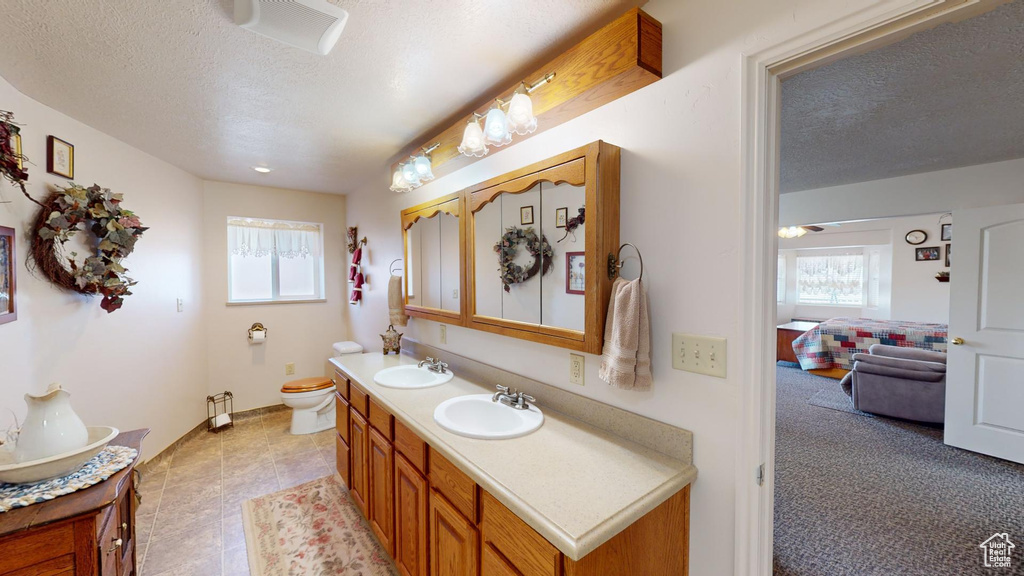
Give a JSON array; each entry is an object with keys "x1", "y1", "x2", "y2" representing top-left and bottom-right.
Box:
[
  {"x1": 374, "y1": 365, "x2": 454, "y2": 389},
  {"x1": 433, "y1": 394, "x2": 544, "y2": 440}
]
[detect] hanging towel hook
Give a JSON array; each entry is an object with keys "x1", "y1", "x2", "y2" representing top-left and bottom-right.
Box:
[
  {"x1": 389, "y1": 258, "x2": 403, "y2": 276},
  {"x1": 608, "y1": 243, "x2": 644, "y2": 281}
]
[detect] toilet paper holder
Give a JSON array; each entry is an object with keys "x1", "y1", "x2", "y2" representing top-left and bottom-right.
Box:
[{"x1": 248, "y1": 322, "x2": 268, "y2": 343}]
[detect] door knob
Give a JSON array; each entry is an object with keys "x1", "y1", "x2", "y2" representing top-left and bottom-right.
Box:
[{"x1": 951, "y1": 337, "x2": 965, "y2": 345}]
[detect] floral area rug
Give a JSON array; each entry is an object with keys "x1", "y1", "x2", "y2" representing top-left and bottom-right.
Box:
[{"x1": 242, "y1": 474, "x2": 398, "y2": 576}]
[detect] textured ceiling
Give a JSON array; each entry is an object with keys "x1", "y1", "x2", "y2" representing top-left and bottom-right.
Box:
[
  {"x1": 780, "y1": 0, "x2": 1024, "y2": 193},
  {"x1": 0, "y1": 0, "x2": 637, "y2": 194}
]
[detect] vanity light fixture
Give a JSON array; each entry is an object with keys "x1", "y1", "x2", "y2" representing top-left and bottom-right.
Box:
[
  {"x1": 252, "y1": 166, "x2": 273, "y2": 173},
  {"x1": 457, "y1": 72, "x2": 555, "y2": 158},
  {"x1": 390, "y1": 143, "x2": 440, "y2": 193},
  {"x1": 777, "y1": 226, "x2": 808, "y2": 239}
]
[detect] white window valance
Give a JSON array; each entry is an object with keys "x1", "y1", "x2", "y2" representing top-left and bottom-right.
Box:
[{"x1": 227, "y1": 218, "x2": 321, "y2": 259}]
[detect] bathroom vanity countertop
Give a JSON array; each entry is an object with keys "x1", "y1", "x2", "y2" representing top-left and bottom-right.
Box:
[{"x1": 331, "y1": 353, "x2": 697, "y2": 561}]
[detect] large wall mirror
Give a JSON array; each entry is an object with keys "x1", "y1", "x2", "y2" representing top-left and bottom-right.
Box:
[
  {"x1": 402, "y1": 192, "x2": 466, "y2": 324},
  {"x1": 467, "y1": 141, "x2": 620, "y2": 353}
]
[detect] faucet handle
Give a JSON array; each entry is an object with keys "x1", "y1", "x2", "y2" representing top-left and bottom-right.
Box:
[
  {"x1": 518, "y1": 392, "x2": 535, "y2": 402},
  {"x1": 495, "y1": 384, "x2": 510, "y2": 394},
  {"x1": 437, "y1": 362, "x2": 449, "y2": 372}
]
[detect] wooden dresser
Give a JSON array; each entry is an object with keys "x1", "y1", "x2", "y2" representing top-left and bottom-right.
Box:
[{"x1": 0, "y1": 429, "x2": 147, "y2": 576}]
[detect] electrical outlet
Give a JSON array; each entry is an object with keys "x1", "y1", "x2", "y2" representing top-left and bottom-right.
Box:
[
  {"x1": 672, "y1": 333, "x2": 727, "y2": 378},
  {"x1": 285, "y1": 362, "x2": 295, "y2": 376},
  {"x1": 452, "y1": 289, "x2": 459, "y2": 300},
  {"x1": 569, "y1": 353, "x2": 585, "y2": 386},
  {"x1": 440, "y1": 324, "x2": 447, "y2": 344},
  {"x1": 176, "y1": 298, "x2": 184, "y2": 313}
]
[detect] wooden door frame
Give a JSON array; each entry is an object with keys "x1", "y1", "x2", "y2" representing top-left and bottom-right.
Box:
[{"x1": 737, "y1": 1, "x2": 1006, "y2": 573}]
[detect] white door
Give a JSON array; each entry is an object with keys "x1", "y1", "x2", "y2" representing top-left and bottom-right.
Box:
[{"x1": 945, "y1": 202, "x2": 1024, "y2": 464}]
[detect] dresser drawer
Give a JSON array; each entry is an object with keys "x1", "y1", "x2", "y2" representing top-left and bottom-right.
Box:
[
  {"x1": 369, "y1": 398, "x2": 394, "y2": 440},
  {"x1": 394, "y1": 419, "x2": 427, "y2": 474},
  {"x1": 349, "y1": 380, "x2": 370, "y2": 418},
  {"x1": 0, "y1": 521, "x2": 75, "y2": 574},
  {"x1": 428, "y1": 448, "x2": 478, "y2": 524},
  {"x1": 333, "y1": 369, "x2": 350, "y2": 400}
]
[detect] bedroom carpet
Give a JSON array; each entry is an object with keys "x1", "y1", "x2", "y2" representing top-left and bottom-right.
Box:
[{"x1": 773, "y1": 364, "x2": 1024, "y2": 576}]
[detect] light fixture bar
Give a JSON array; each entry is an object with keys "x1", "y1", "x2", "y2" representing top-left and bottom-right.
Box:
[{"x1": 525, "y1": 72, "x2": 556, "y2": 94}]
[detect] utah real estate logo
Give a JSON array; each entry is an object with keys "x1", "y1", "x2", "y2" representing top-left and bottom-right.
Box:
[{"x1": 980, "y1": 533, "x2": 1015, "y2": 569}]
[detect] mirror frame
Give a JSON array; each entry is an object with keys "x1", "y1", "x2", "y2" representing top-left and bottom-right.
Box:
[
  {"x1": 401, "y1": 191, "x2": 468, "y2": 325},
  {"x1": 465, "y1": 141, "x2": 620, "y2": 353}
]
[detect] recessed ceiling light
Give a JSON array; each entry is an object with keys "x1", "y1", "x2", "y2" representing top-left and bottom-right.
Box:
[{"x1": 253, "y1": 166, "x2": 273, "y2": 173}]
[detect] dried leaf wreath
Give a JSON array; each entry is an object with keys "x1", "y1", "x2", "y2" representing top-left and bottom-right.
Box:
[
  {"x1": 494, "y1": 226, "x2": 553, "y2": 293},
  {"x1": 30, "y1": 183, "x2": 148, "y2": 313}
]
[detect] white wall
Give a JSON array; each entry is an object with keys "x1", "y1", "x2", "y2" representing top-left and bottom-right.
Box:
[
  {"x1": 0, "y1": 75, "x2": 206, "y2": 458},
  {"x1": 202, "y1": 181, "x2": 349, "y2": 412},
  {"x1": 777, "y1": 214, "x2": 950, "y2": 325},
  {"x1": 341, "y1": 1, "x2": 919, "y2": 573},
  {"x1": 780, "y1": 157, "x2": 1024, "y2": 226}
]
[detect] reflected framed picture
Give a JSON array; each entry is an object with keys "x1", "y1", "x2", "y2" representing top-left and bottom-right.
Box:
[
  {"x1": 520, "y1": 205, "x2": 534, "y2": 225},
  {"x1": 941, "y1": 223, "x2": 952, "y2": 241},
  {"x1": 0, "y1": 225, "x2": 16, "y2": 325},
  {"x1": 47, "y1": 135, "x2": 74, "y2": 179},
  {"x1": 555, "y1": 207, "x2": 568, "y2": 228},
  {"x1": 11, "y1": 132, "x2": 22, "y2": 170},
  {"x1": 566, "y1": 251, "x2": 585, "y2": 294},
  {"x1": 945, "y1": 244, "x2": 951, "y2": 267},
  {"x1": 916, "y1": 246, "x2": 941, "y2": 261}
]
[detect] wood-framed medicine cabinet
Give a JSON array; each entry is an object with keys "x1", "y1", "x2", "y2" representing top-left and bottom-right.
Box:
[
  {"x1": 401, "y1": 192, "x2": 468, "y2": 325},
  {"x1": 465, "y1": 141, "x2": 620, "y2": 353}
]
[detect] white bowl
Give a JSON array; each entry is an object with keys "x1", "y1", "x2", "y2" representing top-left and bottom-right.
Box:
[{"x1": 0, "y1": 426, "x2": 119, "y2": 484}]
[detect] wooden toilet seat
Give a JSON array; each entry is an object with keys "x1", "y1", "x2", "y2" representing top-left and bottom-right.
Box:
[{"x1": 281, "y1": 377, "x2": 334, "y2": 394}]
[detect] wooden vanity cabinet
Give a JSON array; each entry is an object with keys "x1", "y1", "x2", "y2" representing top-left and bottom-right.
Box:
[
  {"x1": 368, "y1": 427, "x2": 396, "y2": 555},
  {"x1": 395, "y1": 454, "x2": 430, "y2": 576},
  {"x1": 430, "y1": 490, "x2": 479, "y2": 576},
  {"x1": 481, "y1": 492, "x2": 560, "y2": 576},
  {"x1": 349, "y1": 409, "x2": 370, "y2": 516}
]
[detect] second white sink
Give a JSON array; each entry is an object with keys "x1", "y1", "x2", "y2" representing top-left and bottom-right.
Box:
[
  {"x1": 433, "y1": 394, "x2": 544, "y2": 440},
  {"x1": 374, "y1": 365, "x2": 454, "y2": 389}
]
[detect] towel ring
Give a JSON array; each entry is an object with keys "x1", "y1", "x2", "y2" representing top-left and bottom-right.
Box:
[
  {"x1": 389, "y1": 258, "x2": 403, "y2": 276},
  {"x1": 607, "y1": 243, "x2": 644, "y2": 280}
]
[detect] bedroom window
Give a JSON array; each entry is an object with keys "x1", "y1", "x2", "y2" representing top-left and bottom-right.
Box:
[
  {"x1": 227, "y1": 217, "x2": 325, "y2": 303},
  {"x1": 777, "y1": 256, "x2": 787, "y2": 303},
  {"x1": 796, "y1": 253, "x2": 864, "y2": 306}
]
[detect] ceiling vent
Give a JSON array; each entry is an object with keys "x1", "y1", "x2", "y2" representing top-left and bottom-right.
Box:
[{"x1": 235, "y1": 0, "x2": 349, "y2": 55}]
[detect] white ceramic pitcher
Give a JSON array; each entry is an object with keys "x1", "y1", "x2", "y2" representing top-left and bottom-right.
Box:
[{"x1": 15, "y1": 383, "x2": 89, "y2": 463}]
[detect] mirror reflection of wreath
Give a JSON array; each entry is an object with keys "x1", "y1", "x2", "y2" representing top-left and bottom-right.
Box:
[
  {"x1": 494, "y1": 226, "x2": 553, "y2": 293},
  {"x1": 30, "y1": 183, "x2": 148, "y2": 313}
]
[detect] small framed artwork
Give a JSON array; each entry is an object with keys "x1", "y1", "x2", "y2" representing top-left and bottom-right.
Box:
[
  {"x1": 11, "y1": 132, "x2": 22, "y2": 170},
  {"x1": 0, "y1": 225, "x2": 16, "y2": 326},
  {"x1": 941, "y1": 223, "x2": 952, "y2": 242},
  {"x1": 520, "y1": 205, "x2": 534, "y2": 226},
  {"x1": 945, "y1": 244, "x2": 951, "y2": 267},
  {"x1": 47, "y1": 136, "x2": 74, "y2": 179},
  {"x1": 555, "y1": 207, "x2": 568, "y2": 228},
  {"x1": 915, "y1": 246, "x2": 941, "y2": 261},
  {"x1": 566, "y1": 251, "x2": 585, "y2": 294}
]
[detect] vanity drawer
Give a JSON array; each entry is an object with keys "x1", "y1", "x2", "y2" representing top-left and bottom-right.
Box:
[
  {"x1": 96, "y1": 504, "x2": 121, "y2": 576},
  {"x1": 0, "y1": 521, "x2": 74, "y2": 574},
  {"x1": 428, "y1": 448, "x2": 478, "y2": 524},
  {"x1": 335, "y1": 393, "x2": 350, "y2": 443},
  {"x1": 349, "y1": 380, "x2": 370, "y2": 417},
  {"x1": 481, "y1": 491, "x2": 561, "y2": 576},
  {"x1": 333, "y1": 370, "x2": 350, "y2": 400},
  {"x1": 394, "y1": 419, "x2": 427, "y2": 474},
  {"x1": 369, "y1": 398, "x2": 394, "y2": 440}
]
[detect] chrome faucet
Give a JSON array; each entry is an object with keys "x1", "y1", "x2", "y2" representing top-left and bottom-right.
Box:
[
  {"x1": 492, "y1": 385, "x2": 535, "y2": 410},
  {"x1": 418, "y1": 357, "x2": 448, "y2": 374}
]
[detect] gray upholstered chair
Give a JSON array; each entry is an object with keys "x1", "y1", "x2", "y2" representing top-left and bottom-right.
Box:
[{"x1": 839, "y1": 344, "x2": 947, "y2": 423}]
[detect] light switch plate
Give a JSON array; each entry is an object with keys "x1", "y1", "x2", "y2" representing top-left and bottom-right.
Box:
[
  {"x1": 569, "y1": 353, "x2": 585, "y2": 386},
  {"x1": 672, "y1": 333, "x2": 727, "y2": 378}
]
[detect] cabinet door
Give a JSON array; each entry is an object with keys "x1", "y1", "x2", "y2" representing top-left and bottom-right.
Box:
[
  {"x1": 480, "y1": 492, "x2": 560, "y2": 576},
  {"x1": 430, "y1": 491, "x2": 479, "y2": 576},
  {"x1": 482, "y1": 545, "x2": 521, "y2": 576},
  {"x1": 368, "y1": 427, "x2": 395, "y2": 555},
  {"x1": 395, "y1": 455, "x2": 429, "y2": 576},
  {"x1": 117, "y1": 482, "x2": 136, "y2": 576},
  {"x1": 336, "y1": 432, "x2": 350, "y2": 487},
  {"x1": 349, "y1": 408, "x2": 370, "y2": 517}
]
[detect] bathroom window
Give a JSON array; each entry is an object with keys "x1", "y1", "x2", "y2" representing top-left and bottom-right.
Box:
[{"x1": 227, "y1": 217, "x2": 325, "y2": 303}]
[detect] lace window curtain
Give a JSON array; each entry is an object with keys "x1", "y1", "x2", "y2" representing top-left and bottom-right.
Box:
[
  {"x1": 796, "y1": 254, "x2": 864, "y2": 306},
  {"x1": 228, "y1": 219, "x2": 321, "y2": 259}
]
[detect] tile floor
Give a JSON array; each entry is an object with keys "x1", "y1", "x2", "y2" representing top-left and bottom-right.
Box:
[{"x1": 135, "y1": 406, "x2": 336, "y2": 576}]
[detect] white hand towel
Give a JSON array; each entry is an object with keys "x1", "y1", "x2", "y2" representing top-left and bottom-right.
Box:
[
  {"x1": 389, "y1": 275, "x2": 408, "y2": 326},
  {"x1": 599, "y1": 277, "x2": 652, "y2": 390}
]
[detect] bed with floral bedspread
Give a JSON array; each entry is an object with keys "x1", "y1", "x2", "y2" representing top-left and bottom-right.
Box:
[{"x1": 791, "y1": 317, "x2": 948, "y2": 371}]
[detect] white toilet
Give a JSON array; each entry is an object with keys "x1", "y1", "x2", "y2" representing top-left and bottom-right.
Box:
[{"x1": 280, "y1": 341, "x2": 363, "y2": 435}]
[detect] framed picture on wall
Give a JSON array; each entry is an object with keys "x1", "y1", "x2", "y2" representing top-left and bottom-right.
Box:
[
  {"x1": 945, "y1": 244, "x2": 951, "y2": 267},
  {"x1": 916, "y1": 246, "x2": 941, "y2": 261},
  {"x1": 520, "y1": 205, "x2": 534, "y2": 225},
  {"x1": 555, "y1": 207, "x2": 568, "y2": 228},
  {"x1": 0, "y1": 225, "x2": 17, "y2": 325},
  {"x1": 566, "y1": 251, "x2": 585, "y2": 294},
  {"x1": 11, "y1": 132, "x2": 22, "y2": 170},
  {"x1": 47, "y1": 136, "x2": 74, "y2": 178},
  {"x1": 941, "y1": 223, "x2": 952, "y2": 241}
]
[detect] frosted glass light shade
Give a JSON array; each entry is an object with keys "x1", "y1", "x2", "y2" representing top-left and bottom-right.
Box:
[
  {"x1": 506, "y1": 93, "x2": 538, "y2": 135},
  {"x1": 777, "y1": 226, "x2": 807, "y2": 239},
  {"x1": 483, "y1": 107, "x2": 512, "y2": 147},
  {"x1": 390, "y1": 169, "x2": 412, "y2": 193},
  {"x1": 458, "y1": 119, "x2": 488, "y2": 157},
  {"x1": 401, "y1": 162, "x2": 421, "y2": 187},
  {"x1": 414, "y1": 155, "x2": 434, "y2": 181}
]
